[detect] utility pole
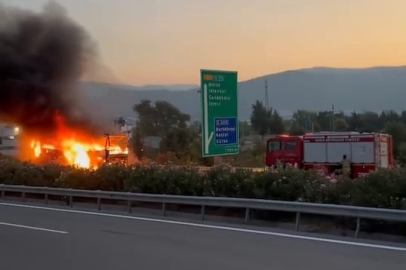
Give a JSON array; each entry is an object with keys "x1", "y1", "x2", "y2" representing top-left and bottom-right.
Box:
[
  {"x1": 331, "y1": 104, "x2": 335, "y2": 131},
  {"x1": 264, "y1": 80, "x2": 270, "y2": 112},
  {"x1": 264, "y1": 79, "x2": 271, "y2": 138}
]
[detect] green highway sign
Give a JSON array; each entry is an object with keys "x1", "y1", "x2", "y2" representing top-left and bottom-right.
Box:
[{"x1": 200, "y1": 69, "x2": 239, "y2": 157}]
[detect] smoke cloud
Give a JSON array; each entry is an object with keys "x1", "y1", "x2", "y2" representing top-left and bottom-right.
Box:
[{"x1": 0, "y1": 2, "x2": 99, "y2": 134}]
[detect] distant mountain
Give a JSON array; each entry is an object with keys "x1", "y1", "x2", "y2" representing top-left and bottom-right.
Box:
[{"x1": 78, "y1": 66, "x2": 406, "y2": 122}]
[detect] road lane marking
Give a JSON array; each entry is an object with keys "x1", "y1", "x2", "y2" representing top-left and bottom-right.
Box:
[
  {"x1": 1, "y1": 202, "x2": 405, "y2": 251},
  {"x1": 0, "y1": 221, "x2": 68, "y2": 234}
]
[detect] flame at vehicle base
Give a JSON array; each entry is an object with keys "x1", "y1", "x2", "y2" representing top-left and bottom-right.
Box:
[{"x1": 24, "y1": 115, "x2": 128, "y2": 169}]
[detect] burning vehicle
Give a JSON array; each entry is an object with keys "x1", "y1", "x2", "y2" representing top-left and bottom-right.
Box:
[
  {"x1": 29, "y1": 134, "x2": 129, "y2": 168},
  {"x1": 28, "y1": 119, "x2": 129, "y2": 169}
]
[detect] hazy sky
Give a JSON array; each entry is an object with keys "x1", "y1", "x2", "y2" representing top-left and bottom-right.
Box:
[{"x1": 3, "y1": 0, "x2": 406, "y2": 85}]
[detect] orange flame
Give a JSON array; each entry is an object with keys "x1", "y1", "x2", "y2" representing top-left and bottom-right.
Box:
[
  {"x1": 30, "y1": 140, "x2": 42, "y2": 158},
  {"x1": 62, "y1": 141, "x2": 91, "y2": 168},
  {"x1": 27, "y1": 114, "x2": 128, "y2": 169}
]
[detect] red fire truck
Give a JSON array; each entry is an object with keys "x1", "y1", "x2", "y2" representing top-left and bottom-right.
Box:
[{"x1": 265, "y1": 132, "x2": 394, "y2": 178}]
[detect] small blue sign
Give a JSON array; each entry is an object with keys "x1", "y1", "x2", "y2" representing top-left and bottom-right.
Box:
[{"x1": 214, "y1": 117, "x2": 237, "y2": 145}]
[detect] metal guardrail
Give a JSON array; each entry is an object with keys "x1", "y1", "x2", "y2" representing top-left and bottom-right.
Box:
[{"x1": 0, "y1": 184, "x2": 405, "y2": 238}]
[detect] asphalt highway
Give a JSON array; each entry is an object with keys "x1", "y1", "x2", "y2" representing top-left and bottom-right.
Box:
[{"x1": 0, "y1": 202, "x2": 405, "y2": 270}]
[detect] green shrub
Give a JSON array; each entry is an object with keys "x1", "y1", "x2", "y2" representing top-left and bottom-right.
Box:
[
  {"x1": 0, "y1": 158, "x2": 405, "y2": 210},
  {"x1": 0, "y1": 158, "x2": 21, "y2": 184}
]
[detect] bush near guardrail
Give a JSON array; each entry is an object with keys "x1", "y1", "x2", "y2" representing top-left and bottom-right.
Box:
[{"x1": 1, "y1": 157, "x2": 406, "y2": 211}]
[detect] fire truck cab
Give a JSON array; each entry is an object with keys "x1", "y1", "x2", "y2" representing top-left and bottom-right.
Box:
[
  {"x1": 265, "y1": 132, "x2": 394, "y2": 178},
  {"x1": 266, "y1": 135, "x2": 303, "y2": 168}
]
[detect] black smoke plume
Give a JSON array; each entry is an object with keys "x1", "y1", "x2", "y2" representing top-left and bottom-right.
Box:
[{"x1": 0, "y1": 2, "x2": 97, "y2": 134}]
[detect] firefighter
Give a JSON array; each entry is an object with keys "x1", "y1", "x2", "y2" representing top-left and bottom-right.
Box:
[{"x1": 341, "y1": 154, "x2": 351, "y2": 177}]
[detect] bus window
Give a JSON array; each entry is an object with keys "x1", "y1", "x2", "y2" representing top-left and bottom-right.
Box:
[
  {"x1": 268, "y1": 141, "x2": 281, "y2": 152},
  {"x1": 285, "y1": 141, "x2": 297, "y2": 151}
]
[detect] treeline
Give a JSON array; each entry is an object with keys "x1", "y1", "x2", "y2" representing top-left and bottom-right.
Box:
[
  {"x1": 122, "y1": 99, "x2": 406, "y2": 166},
  {"x1": 249, "y1": 100, "x2": 406, "y2": 135}
]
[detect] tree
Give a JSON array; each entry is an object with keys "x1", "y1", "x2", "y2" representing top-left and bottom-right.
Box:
[
  {"x1": 133, "y1": 100, "x2": 191, "y2": 137},
  {"x1": 189, "y1": 120, "x2": 201, "y2": 136},
  {"x1": 360, "y1": 111, "x2": 381, "y2": 132},
  {"x1": 250, "y1": 101, "x2": 269, "y2": 138},
  {"x1": 400, "y1": 111, "x2": 406, "y2": 125},
  {"x1": 334, "y1": 118, "x2": 348, "y2": 131},
  {"x1": 346, "y1": 111, "x2": 362, "y2": 131},
  {"x1": 188, "y1": 135, "x2": 214, "y2": 166},
  {"x1": 385, "y1": 122, "x2": 406, "y2": 157},
  {"x1": 315, "y1": 111, "x2": 332, "y2": 131},
  {"x1": 292, "y1": 110, "x2": 317, "y2": 132},
  {"x1": 397, "y1": 142, "x2": 406, "y2": 166},
  {"x1": 380, "y1": 110, "x2": 400, "y2": 126},
  {"x1": 154, "y1": 101, "x2": 190, "y2": 131},
  {"x1": 133, "y1": 100, "x2": 156, "y2": 136},
  {"x1": 269, "y1": 110, "x2": 285, "y2": 134},
  {"x1": 159, "y1": 127, "x2": 191, "y2": 158},
  {"x1": 131, "y1": 128, "x2": 144, "y2": 159},
  {"x1": 289, "y1": 122, "x2": 305, "y2": 135}
]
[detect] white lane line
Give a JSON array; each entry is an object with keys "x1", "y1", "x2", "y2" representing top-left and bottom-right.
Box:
[
  {"x1": 1, "y1": 202, "x2": 405, "y2": 251},
  {"x1": 0, "y1": 221, "x2": 68, "y2": 234}
]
